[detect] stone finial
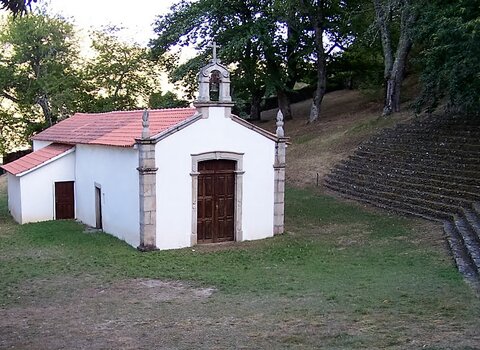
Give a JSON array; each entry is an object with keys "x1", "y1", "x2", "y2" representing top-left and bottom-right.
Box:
[
  {"x1": 142, "y1": 109, "x2": 150, "y2": 139},
  {"x1": 276, "y1": 109, "x2": 284, "y2": 137}
]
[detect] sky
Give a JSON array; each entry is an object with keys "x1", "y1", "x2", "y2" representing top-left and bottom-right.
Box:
[{"x1": 33, "y1": 0, "x2": 182, "y2": 46}]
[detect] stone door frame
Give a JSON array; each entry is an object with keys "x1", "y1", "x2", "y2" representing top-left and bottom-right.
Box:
[{"x1": 190, "y1": 151, "x2": 244, "y2": 246}]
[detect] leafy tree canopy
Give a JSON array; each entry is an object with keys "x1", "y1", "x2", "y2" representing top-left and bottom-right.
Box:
[
  {"x1": 0, "y1": 14, "x2": 177, "y2": 154},
  {"x1": 83, "y1": 26, "x2": 162, "y2": 112},
  {"x1": 0, "y1": 13, "x2": 83, "y2": 127},
  {"x1": 149, "y1": 91, "x2": 189, "y2": 109},
  {"x1": 151, "y1": 0, "x2": 364, "y2": 121},
  {"x1": 416, "y1": 0, "x2": 480, "y2": 116}
]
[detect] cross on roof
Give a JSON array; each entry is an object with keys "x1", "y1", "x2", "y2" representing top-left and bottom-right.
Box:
[{"x1": 207, "y1": 41, "x2": 221, "y2": 62}]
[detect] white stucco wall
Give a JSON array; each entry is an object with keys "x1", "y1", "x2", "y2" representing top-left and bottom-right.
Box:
[
  {"x1": 155, "y1": 106, "x2": 276, "y2": 250},
  {"x1": 19, "y1": 151, "x2": 76, "y2": 223},
  {"x1": 75, "y1": 144, "x2": 140, "y2": 247},
  {"x1": 7, "y1": 173, "x2": 22, "y2": 223},
  {"x1": 32, "y1": 140, "x2": 52, "y2": 151}
]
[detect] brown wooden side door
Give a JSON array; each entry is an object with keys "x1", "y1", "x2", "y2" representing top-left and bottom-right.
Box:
[
  {"x1": 197, "y1": 160, "x2": 235, "y2": 243},
  {"x1": 55, "y1": 181, "x2": 75, "y2": 220}
]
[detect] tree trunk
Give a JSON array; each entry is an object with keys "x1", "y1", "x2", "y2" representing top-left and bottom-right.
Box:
[
  {"x1": 374, "y1": 0, "x2": 416, "y2": 117},
  {"x1": 383, "y1": 40, "x2": 411, "y2": 115},
  {"x1": 308, "y1": 17, "x2": 327, "y2": 123},
  {"x1": 249, "y1": 93, "x2": 262, "y2": 120},
  {"x1": 277, "y1": 89, "x2": 292, "y2": 120},
  {"x1": 37, "y1": 94, "x2": 55, "y2": 126},
  {"x1": 298, "y1": 0, "x2": 327, "y2": 123}
]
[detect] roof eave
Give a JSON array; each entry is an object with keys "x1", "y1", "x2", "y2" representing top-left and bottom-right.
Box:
[
  {"x1": 230, "y1": 115, "x2": 289, "y2": 142},
  {"x1": 10, "y1": 147, "x2": 75, "y2": 177},
  {"x1": 137, "y1": 112, "x2": 203, "y2": 144}
]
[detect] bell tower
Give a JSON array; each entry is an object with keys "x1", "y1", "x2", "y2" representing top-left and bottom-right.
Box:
[{"x1": 194, "y1": 42, "x2": 234, "y2": 118}]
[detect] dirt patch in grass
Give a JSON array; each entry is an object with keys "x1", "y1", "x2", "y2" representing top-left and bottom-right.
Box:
[
  {"x1": 1, "y1": 275, "x2": 479, "y2": 350},
  {"x1": 1, "y1": 277, "x2": 219, "y2": 349},
  {"x1": 0, "y1": 276, "x2": 344, "y2": 349}
]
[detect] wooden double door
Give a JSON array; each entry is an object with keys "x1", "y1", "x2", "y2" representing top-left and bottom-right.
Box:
[{"x1": 197, "y1": 160, "x2": 235, "y2": 243}]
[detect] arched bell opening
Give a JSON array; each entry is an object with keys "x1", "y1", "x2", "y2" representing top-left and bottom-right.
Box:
[{"x1": 209, "y1": 70, "x2": 221, "y2": 102}]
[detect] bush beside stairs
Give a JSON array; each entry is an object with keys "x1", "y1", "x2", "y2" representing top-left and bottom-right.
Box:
[{"x1": 325, "y1": 114, "x2": 480, "y2": 287}]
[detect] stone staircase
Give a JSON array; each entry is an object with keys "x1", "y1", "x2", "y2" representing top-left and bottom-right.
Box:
[{"x1": 325, "y1": 115, "x2": 480, "y2": 286}]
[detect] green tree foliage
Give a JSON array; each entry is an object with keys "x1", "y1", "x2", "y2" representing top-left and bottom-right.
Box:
[
  {"x1": 149, "y1": 91, "x2": 189, "y2": 109},
  {"x1": 151, "y1": 0, "x2": 331, "y2": 120},
  {"x1": 151, "y1": 0, "x2": 364, "y2": 121},
  {"x1": 416, "y1": 0, "x2": 480, "y2": 116},
  {"x1": 151, "y1": 0, "x2": 273, "y2": 120},
  {"x1": 0, "y1": 14, "x2": 84, "y2": 130},
  {"x1": 0, "y1": 107, "x2": 25, "y2": 157},
  {"x1": 325, "y1": 1, "x2": 384, "y2": 92},
  {"x1": 0, "y1": 16, "x2": 176, "y2": 155},
  {"x1": 83, "y1": 27, "x2": 161, "y2": 112},
  {"x1": 327, "y1": 42, "x2": 384, "y2": 91},
  {"x1": 297, "y1": 0, "x2": 358, "y2": 122}
]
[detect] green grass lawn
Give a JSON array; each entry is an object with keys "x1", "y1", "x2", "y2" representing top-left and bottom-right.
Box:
[{"x1": 1, "y1": 176, "x2": 479, "y2": 348}]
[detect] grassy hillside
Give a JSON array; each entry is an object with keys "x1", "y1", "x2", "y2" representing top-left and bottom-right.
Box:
[{"x1": 258, "y1": 89, "x2": 414, "y2": 188}]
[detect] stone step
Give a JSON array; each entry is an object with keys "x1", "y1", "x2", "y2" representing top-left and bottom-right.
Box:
[
  {"x1": 331, "y1": 166, "x2": 480, "y2": 202},
  {"x1": 326, "y1": 176, "x2": 463, "y2": 216},
  {"x1": 355, "y1": 149, "x2": 480, "y2": 169},
  {"x1": 325, "y1": 177, "x2": 458, "y2": 219},
  {"x1": 364, "y1": 134, "x2": 480, "y2": 148},
  {"x1": 325, "y1": 180, "x2": 452, "y2": 221},
  {"x1": 462, "y1": 207, "x2": 480, "y2": 240},
  {"x1": 358, "y1": 143, "x2": 480, "y2": 160},
  {"x1": 367, "y1": 123, "x2": 480, "y2": 136},
  {"x1": 454, "y1": 215, "x2": 480, "y2": 272},
  {"x1": 394, "y1": 126, "x2": 480, "y2": 136},
  {"x1": 393, "y1": 124, "x2": 480, "y2": 137},
  {"x1": 326, "y1": 113, "x2": 480, "y2": 286},
  {"x1": 343, "y1": 157, "x2": 480, "y2": 186},
  {"x1": 443, "y1": 221, "x2": 479, "y2": 280},
  {"x1": 348, "y1": 153, "x2": 480, "y2": 179},
  {"x1": 327, "y1": 170, "x2": 477, "y2": 207},
  {"x1": 366, "y1": 139, "x2": 480, "y2": 153},
  {"x1": 474, "y1": 203, "x2": 480, "y2": 217}
]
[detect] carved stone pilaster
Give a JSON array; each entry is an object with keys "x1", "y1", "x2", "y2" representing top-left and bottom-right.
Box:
[
  {"x1": 274, "y1": 110, "x2": 287, "y2": 235},
  {"x1": 136, "y1": 110, "x2": 158, "y2": 251}
]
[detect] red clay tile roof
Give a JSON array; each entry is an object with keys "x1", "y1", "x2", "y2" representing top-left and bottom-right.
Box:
[
  {"x1": 1, "y1": 143, "x2": 74, "y2": 176},
  {"x1": 31, "y1": 108, "x2": 197, "y2": 147}
]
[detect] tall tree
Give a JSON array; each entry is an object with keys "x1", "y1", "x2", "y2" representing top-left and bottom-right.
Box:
[
  {"x1": 150, "y1": 0, "x2": 307, "y2": 120},
  {"x1": 415, "y1": 0, "x2": 480, "y2": 116},
  {"x1": 298, "y1": 0, "x2": 327, "y2": 123},
  {"x1": 151, "y1": 0, "x2": 262, "y2": 119},
  {"x1": 372, "y1": 0, "x2": 417, "y2": 116},
  {"x1": 83, "y1": 27, "x2": 161, "y2": 112},
  {"x1": 0, "y1": 14, "x2": 83, "y2": 130},
  {"x1": 274, "y1": 0, "x2": 355, "y2": 122}
]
